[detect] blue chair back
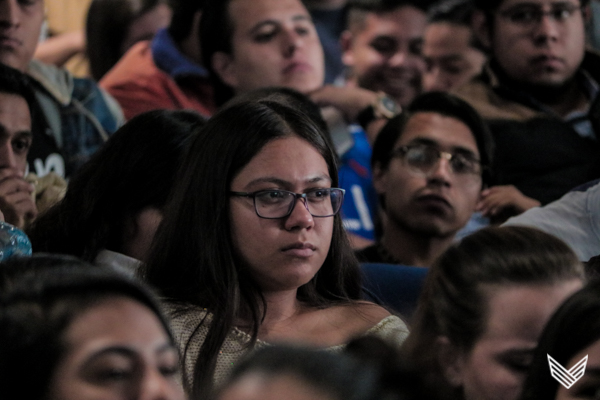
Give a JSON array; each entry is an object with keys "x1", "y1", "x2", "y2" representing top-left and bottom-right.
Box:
[{"x1": 361, "y1": 263, "x2": 428, "y2": 320}]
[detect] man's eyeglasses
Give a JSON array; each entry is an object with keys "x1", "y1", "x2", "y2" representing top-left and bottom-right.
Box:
[
  {"x1": 230, "y1": 188, "x2": 345, "y2": 219},
  {"x1": 498, "y1": 2, "x2": 583, "y2": 27},
  {"x1": 392, "y1": 144, "x2": 482, "y2": 178}
]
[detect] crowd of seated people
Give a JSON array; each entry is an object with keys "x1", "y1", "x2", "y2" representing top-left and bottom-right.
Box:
[{"x1": 1, "y1": 0, "x2": 600, "y2": 399}]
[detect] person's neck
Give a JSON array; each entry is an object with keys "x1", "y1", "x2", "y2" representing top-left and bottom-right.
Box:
[
  {"x1": 380, "y1": 224, "x2": 455, "y2": 267},
  {"x1": 177, "y1": 11, "x2": 203, "y2": 65},
  {"x1": 492, "y1": 60, "x2": 589, "y2": 118},
  {"x1": 179, "y1": 33, "x2": 202, "y2": 66}
]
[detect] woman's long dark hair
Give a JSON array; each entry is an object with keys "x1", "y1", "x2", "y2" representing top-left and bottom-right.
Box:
[
  {"x1": 27, "y1": 109, "x2": 204, "y2": 261},
  {"x1": 142, "y1": 100, "x2": 361, "y2": 398}
]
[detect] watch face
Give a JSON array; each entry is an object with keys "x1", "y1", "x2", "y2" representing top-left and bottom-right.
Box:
[{"x1": 379, "y1": 95, "x2": 401, "y2": 118}]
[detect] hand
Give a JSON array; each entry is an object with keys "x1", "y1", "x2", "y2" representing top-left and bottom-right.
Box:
[
  {"x1": 0, "y1": 169, "x2": 37, "y2": 229},
  {"x1": 476, "y1": 185, "x2": 541, "y2": 217},
  {"x1": 309, "y1": 85, "x2": 378, "y2": 123}
]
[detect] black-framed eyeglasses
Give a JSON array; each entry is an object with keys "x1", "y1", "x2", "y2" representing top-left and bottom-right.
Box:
[
  {"x1": 230, "y1": 188, "x2": 345, "y2": 219},
  {"x1": 498, "y1": 2, "x2": 583, "y2": 27},
  {"x1": 392, "y1": 144, "x2": 482, "y2": 177}
]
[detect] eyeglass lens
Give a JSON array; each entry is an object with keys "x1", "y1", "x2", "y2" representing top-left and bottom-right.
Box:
[
  {"x1": 254, "y1": 189, "x2": 344, "y2": 218},
  {"x1": 400, "y1": 146, "x2": 480, "y2": 176}
]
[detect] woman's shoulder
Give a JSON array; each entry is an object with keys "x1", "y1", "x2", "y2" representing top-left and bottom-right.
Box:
[
  {"x1": 161, "y1": 301, "x2": 212, "y2": 335},
  {"x1": 327, "y1": 301, "x2": 409, "y2": 347}
]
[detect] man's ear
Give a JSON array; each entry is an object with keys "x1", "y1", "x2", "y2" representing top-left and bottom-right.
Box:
[
  {"x1": 340, "y1": 30, "x2": 355, "y2": 67},
  {"x1": 211, "y1": 51, "x2": 238, "y2": 89},
  {"x1": 436, "y1": 336, "x2": 465, "y2": 388},
  {"x1": 372, "y1": 162, "x2": 388, "y2": 195},
  {"x1": 472, "y1": 10, "x2": 492, "y2": 50}
]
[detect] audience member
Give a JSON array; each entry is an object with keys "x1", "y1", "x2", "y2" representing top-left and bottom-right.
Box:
[
  {"x1": 215, "y1": 345, "x2": 380, "y2": 400},
  {"x1": 422, "y1": 0, "x2": 487, "y2": 92},
  {"x1": 504, "y1": 179, "x2": 600, "y2": 262},
  {"x1": 0, "y1": 63, "x2": 37, "y2": 229},
  {"x1": 304, "y1": 0, "x2": 348, "y2": 84},
  {"x1": 27, "y1": 110, "x2": 203, "y2": 272},
  {"x1": 455, "y1": 0, "x2": 600, "y2": 221},
  {"x1": 100, "y1": 0, "x2": 216, "y2": 120},
  {"x1": 0, "y1": 254, "x2": 185, "y2": 400},
  {"x1": 86, "y1": 0, "x2": 172, "y2": 81},
  {"x1": 403, "y1": 226, "x2": 584, "y2": 400},
  {"x1": 142, "y1": 100, "x2": 409, "y2": 398},
  {"x1": 0, "y1": 0, "x2": 124, "y2": 179},
  {"x1": 520, "y1": 279, "x2": 600, "y2": 400},
  {"x1": 201, "y1": 0, "x2": 326, "y2": 104},
  {"x1": 356, "y1": 92, "x2": 494, "y2": 267},
  {"x1": 341, "y1": 0, "x2": 427, "y2": 108}
]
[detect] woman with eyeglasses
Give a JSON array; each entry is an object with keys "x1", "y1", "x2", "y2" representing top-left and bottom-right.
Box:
[{"x1": 141, "y1": 99, "x2": 409, "y2": 399}]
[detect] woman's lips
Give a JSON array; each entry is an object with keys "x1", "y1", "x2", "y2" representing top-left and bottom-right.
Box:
[
  {"x1": 0, "y1": 35, "x2": 21, "y2": 50},
  {"x1": 282, "y1": 242, "x2": 316, "y2": 257},
  {"x1": 283, "y1": 61, "x2": 313, "y2": 75}
]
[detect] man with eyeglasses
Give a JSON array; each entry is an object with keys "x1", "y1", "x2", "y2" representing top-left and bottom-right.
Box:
[
  {"x1": 454, "y1": 0, "x2": 600, "y2": 222},
  {"x1": 356, "y1": 92, "x2": 494, "y2": 267}
]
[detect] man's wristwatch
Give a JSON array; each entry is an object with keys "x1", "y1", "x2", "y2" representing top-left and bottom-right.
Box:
[{"x1": 356, "y1": 92, "x2": 401, "y2": 129}]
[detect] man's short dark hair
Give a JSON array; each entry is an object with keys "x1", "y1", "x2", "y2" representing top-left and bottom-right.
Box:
[
  {"x1": 167, "y1": 0, "x2": 205, "y2": 43},
  {"x1": 427, "y1": 0, "x2": 486, "y2": 52},
  {"x1": 428, "y1": 0, "x2": 474, "y2": 26},
  {"x1": 473, "y1": 0, "x2": 589, "y2": 14},
  {"x1": 0, "y1": 63, "x2": 35, "y2": 117},
  {"x1": 347, "y1": 0, "x2": 431, "y2": 13},
  {"x1": 371, "y1": 91, "x2": 494, "y2": 186},
  {"x1": 346, "y1": 0, "x2": 433, "y2": 32}
]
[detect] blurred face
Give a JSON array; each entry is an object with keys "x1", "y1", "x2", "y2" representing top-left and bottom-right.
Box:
[
  {"x1": 343, "y1": 6, "x2": 426, "y2": 107},
  {"x1": 374, "y1": 112, "x2": 482, "y2": 239},
  {"x1": 120, "y1": 3, "x2": 172, "y2": 55},
  {"x1": 214, "y1": 0, "x2": 325, "y2": 94},
  {"x1": 0, "y1": 0, "x2": 44, "y2": 72},
  {"x1": 0, "y1": 92, "x2": 31, "y2": 177},
  {"x1": 454, "y1": 281, "x2": 583, "y2": 400},
  {"x1": 219, "y1": 373, "x2": 336, "y2": 400},
  {"x1": 422, "y1": 23, "x2": 487, "y2": 92},
  {"x1": 489, "y1": 0, "x2": 586, "y2": 86},
  {"x1": 48, "y1": 297, "x2": 185, "y2": 400},
  {"x1": 229, "y1": 136, "x2": 334, "y2": 293},
  {"x1": 556, "y1": 339, "x2": 600, "y2": 400}
]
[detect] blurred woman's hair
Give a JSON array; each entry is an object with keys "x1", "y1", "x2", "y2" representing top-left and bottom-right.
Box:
[
  {"x1": 0, "y1": 254, "x2": 173, "y2": 400},
  {"x1": 27, "y1": 109, "x2": 204, "y2": 261}
]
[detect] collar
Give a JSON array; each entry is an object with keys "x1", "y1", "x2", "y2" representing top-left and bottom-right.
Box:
[
  {"x1": 151, "y1": 28, "x2": 209, "y2": 79},
  {"x1": 95, "y1": 249, "x2": 141, "y2": 277},
  {"x1": 26, "y1": 60, "x2": 73, "y2": 106}
]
